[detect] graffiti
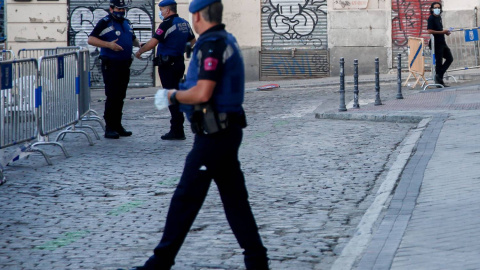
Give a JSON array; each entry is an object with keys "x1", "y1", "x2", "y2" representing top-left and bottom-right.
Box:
[
  {"x1": 263, "y1": 53, "x2": 328, "y2": 76},
  {"x1": 261, "y1": 0, "x2": 327, "y2": 50},
  {"x1": 68, "y1": 0, "x2": 154, "y2": 87},
  {"x1": 392, "y1": 0, "x2": 431, "y2": 65}
]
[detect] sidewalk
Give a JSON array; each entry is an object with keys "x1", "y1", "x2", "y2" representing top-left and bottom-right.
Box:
[{"x1": 318, "y1": 79, "x2": 480, "y2": 269}]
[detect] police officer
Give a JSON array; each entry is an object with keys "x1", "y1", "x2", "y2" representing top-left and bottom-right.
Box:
[
  {"x1": 131, "y1": 0, "x2": 269, "y2": 269},
  {"x1": 88, "y1": 0, "x2": 140, "y2": 139},
  {"x1": 135, "y1": 0, "x2": 196, "y2": 140}
]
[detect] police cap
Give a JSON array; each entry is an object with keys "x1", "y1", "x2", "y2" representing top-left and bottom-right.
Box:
[
  {"x1": 158, "y1": 0, "x2": 176, "y2": 7},
  {"x1": 110, "y1": 0, "x2": 129, "y2": 8},
  {"x1": 188, "y1": 0, "x2": 221, "y2": 13}
]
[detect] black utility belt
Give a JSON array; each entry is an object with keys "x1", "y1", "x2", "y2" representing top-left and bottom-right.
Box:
[
  {"x1": 190, "y1": 104, "x2": 247, "y2": 135},
  {"x1": 153, "y1": 54, "x2": 184, "y2": 67}
]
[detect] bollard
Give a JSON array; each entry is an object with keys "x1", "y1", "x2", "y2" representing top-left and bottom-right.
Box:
[
  {"x1": 374, "y1": 57, "x2": 382, "y2": 106},
  {"x1": 352, "y1": 59, "x2": 360, "y2": 109},
  {"x1": 339, "y1": 58, "x2": 347, "y2": 112},
  {"x1": 396, "y1": 53, "x2": 404, "y2": 99}
]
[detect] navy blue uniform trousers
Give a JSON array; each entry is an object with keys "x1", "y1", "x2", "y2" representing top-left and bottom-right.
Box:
[
  {"x1": 158, "y1": 58, "x2": 185, "y2": 134},
  {"x1": 144, "y1": 125, "x2": 268, "y2": 270},
  {"x1": 101, "y1": 58, "x2": 131, "y2": 129}
]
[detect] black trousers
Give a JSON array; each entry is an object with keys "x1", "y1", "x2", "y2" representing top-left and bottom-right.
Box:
[
  {"x1": 158, "y1": 58, "x2": 185, "y2": 134},
  {"x1": 434, "y1": 44, "x2": 454, "y2": 79},
  {"x1": 144, "y1": 125, "x2": 269, "y2": 270},
  {"x1": 101, "y1": 58, "x2": 131, "y2": 129}
]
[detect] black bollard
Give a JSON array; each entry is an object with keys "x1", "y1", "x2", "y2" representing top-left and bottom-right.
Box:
[
  {"x1": 339, "y1": 58, "x2": 347, "y2": 112},
  {"x1": 374, "y1": 57, "x2": 382, "y2": 106},
  {"x1": 396, "y1": 53, "x2": 404, "y2": 99},
  {"x1": 353, "y1": 59, "x2": 360, "y2": 109}
]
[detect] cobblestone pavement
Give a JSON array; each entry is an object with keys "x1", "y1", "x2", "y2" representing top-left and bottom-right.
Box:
[{"x1": 0, "y1": 83, "x2": 417, "y2": 269}]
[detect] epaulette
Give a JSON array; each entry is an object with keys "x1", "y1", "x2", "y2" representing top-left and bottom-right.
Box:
[{"x1": 102, "y1": 16, "x2": 111, "y2": 22}]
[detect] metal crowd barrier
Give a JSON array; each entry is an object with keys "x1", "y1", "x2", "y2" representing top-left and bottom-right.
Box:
[
  {"x1": 17, "y1": 48, "x2": 57, "y2": 59},
  {"x1": 444, "y1": 27, "x2": 480, "y2": 73},
  {"x1": 75, "y1": 48, "x2": 104, "y2": 132},
  {"x1": 0, "y1": 50, "x2": 15, "y2": 61},
  {"x1": 0, "y1": 58, "x2": 51, "y2": 185},
  {"x1": 1, "y1": 47, "x2": 101, "y2": 185},
  {"x1": 19, "y1": 47, "x2": 105, "y2": 132},
  {"x1": 35, "y1": 52, "x2": 94, "y2": 149}
]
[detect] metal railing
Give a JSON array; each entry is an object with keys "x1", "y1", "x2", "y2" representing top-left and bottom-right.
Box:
[
  {"x1": 0, "y1": 58, "x2": 52, "y2": 184},
  {"x1": 444, "y1": 27, "x2": 480, "y2": 72},
  {"x1": 1, "y1": 47, "x2": 100, "y2": 185},
  {"x1": 35, "y1": 52, "x2": 94, "y2": 150},
  {"x1": 17, "y1": 48, "x2": 57, "y2": 59},
  {"x1": 0, "y1": 50, "x2": 15, "y2": 61}
]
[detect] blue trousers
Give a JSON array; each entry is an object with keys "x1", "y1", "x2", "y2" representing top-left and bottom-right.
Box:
[
  {"x1": 101, "y1": 58, "x2": 131, "y2": 129},
  {"x1": 158, "y1": 59, "x2": 185, "y2": 134},
  {"x1": 144, "y1": 125, "x2": 269, "y2": 269}
]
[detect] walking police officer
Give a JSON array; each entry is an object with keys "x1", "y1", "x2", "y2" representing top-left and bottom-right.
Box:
[
  {"x1": 131, "y1": 0, "x2": 269, "y2": 269},
  {"x1": 135, "y1": 0, "x2": 196, "y2": 140},
  {"x1": 88, "y1": 0, "x2": 140, "y2": 139}
]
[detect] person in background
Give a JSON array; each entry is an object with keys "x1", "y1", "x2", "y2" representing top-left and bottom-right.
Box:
[
  {"x1": 135, "y1": 0, "x2": 196, "y2": 140},
  {"x1": 427, "y1": 1, "x2": 453, "y2": 87},
  {"x1": 88, "y1": 0, "x2": 141, "y2": 139}
]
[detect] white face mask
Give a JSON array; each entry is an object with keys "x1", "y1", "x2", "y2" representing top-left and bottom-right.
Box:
[{"x1": 433, "y1": 8, "x2": 441, "y2": 16}]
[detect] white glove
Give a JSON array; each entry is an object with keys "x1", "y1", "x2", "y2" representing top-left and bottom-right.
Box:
[{"x1": 154, "y1": 89, "x2": 169, "y2": 111}]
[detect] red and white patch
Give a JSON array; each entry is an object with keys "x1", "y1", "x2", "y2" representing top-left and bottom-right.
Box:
[
  {"x1": 156, "y1": 28, "x2": 164, "y2": 35},
  {"x1": 204, "y1": 57, "x2": 218, "y2": 71}
]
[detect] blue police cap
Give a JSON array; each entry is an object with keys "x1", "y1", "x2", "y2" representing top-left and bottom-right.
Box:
[
  {"x1": 110, "y1": 0, "x2": 129, "y2": 8},
  {"x1": 189, "y1": 0, "x2": 221, "y2": 13},
  {"x1": 158, "y1": 0, "x2": 176, "y2": 7}
]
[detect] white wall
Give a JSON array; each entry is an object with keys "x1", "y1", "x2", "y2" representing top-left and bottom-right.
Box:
[{"x1": 6, "y1": 0, "x2": 68, "y2": 53}]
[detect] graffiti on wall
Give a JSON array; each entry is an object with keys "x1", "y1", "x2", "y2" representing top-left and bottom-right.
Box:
[
  {"x1": 261, "y1": 0, "x2": 327, "y2": 50},
  {"x1": 68, "y1": 0, "x2": 154, "y2": 87},
  {"x1": 260, "y1": 0, "x2": 329, "y2": 78},
  {"x1": 392, "y1": 0, "x2": 431, "y2": 56}
]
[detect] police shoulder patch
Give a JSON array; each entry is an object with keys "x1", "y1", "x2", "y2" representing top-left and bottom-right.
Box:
[{"x1": 204, "y1": 57, "x2": 218, "y2": 71}]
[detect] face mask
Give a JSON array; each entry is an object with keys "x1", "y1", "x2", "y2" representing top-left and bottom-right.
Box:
[
  {"x1": 433, "y1": 8, "x2": 441, "y2": 15},
  {"x1": 112, "y1": 11, "x2": 126, "y2": 20},
  {"x1": 158, "y1": 9, "x2": 166, "y2": 21}
]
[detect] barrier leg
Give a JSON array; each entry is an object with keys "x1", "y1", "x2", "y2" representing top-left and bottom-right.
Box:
[
  {"x1": 32, "y1": 141, "x2": 70, "y2": 158},
  {"x1": 56, "y1": 127, "x2": 94, "y2": 146}
]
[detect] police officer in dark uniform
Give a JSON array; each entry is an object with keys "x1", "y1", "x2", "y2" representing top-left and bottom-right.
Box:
[
  {"x1": 135, "y1": 0, "x2": 196, "y2": 140},
  {"x1": 131, "y1": 0, "x2": 269, "y2": 269},
  {"x1": 427, "y1": 1, "x2": 453, "y2": 87},
  {"x1": 88, "y1": 0, "x2": 140, "y2": 139}
]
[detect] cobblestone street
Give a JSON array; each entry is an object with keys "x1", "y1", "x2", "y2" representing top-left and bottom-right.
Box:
[{"x1": 0, "y1": 83, "x2": 416, "y2": 269}]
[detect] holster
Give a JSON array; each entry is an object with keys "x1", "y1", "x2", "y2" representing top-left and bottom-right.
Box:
[
  {"x1": 153, "y1": 54, "x2": 173, "y2": 67},
  {"x1": 190, "y1": 103, "x2": 247, "y2": 135}
]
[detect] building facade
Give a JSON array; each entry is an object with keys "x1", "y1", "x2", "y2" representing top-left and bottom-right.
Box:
[{"x1": 1, "y1": 0, "x2": 479, "y2": 85}]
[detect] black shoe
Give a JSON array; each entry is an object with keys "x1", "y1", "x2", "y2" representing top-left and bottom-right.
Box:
[
  {"x1": 105, "y1": 129, "x2": 120, "y2": 139},
  {"x1": 116, "y1": 126, "x2": 132, "y2": 137},
  {"x1": 161, "y1": 131, "x2": 185, "y2": 140},
  {"x1": 434, "y1": 74, "x2": 442, "y2": 84}
]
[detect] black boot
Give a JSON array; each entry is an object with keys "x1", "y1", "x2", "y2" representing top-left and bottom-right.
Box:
[
  {"x1": 161, "y1": 130, "x2": 185, "y2": 140},
  {"x1": 116, "y1": 126, "x2": 132, "y2": 137},
  {"x1": 105, "y1": 127, "x2": 120, "y2": 139}
]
